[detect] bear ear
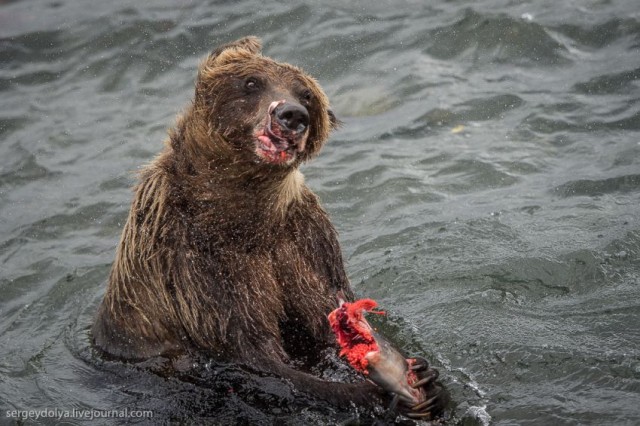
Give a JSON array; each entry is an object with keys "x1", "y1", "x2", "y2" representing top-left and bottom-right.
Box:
[
  {"x1": 328, "y1": 109, "x2": 343, "y2": 130},
  {"x1": 198, "y1": 37, "x2": 262, "y2": 85},
  {"x1": 210, "y1": 36, "x2": 262, "y2": 62}
]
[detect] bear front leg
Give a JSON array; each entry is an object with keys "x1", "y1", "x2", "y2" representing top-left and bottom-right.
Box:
[{"x1": 255, "y1": 356, "x2": 390, "y2": 409}]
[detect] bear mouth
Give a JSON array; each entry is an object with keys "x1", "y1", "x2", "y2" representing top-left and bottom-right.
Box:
[{"x1": 255, "y1": 100, "x2": 306, "y2": 165}]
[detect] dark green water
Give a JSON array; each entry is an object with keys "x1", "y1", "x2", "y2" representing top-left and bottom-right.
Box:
[{"x1": 1, "y1": 0, "x2": 639, "y2": 424}]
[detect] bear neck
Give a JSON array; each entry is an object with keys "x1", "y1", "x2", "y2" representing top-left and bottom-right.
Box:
[{"x1": 167, "y1": 113, "x2": 307, "y2": 218}]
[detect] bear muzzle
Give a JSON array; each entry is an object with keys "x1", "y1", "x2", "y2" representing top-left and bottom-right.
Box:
[{"x1": 255, "y1": 100, "x2": 310, "y2": 164}]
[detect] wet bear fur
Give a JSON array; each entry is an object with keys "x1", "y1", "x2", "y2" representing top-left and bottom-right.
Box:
[{"x1": 92, "y1": 36, "x2": 389, "y2": 407}]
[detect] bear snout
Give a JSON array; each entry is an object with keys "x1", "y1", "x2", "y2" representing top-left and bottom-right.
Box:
[{"x1": 273, "y1": 102, "x2": 309, "y2": 134}]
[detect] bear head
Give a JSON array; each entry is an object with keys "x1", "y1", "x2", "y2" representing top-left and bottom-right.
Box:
[{"x1": 193, "y1": 36, "x2": 339, "y2": 168}]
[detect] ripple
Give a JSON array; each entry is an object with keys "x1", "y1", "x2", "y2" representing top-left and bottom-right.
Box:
[
  {"x1": 431, "y1": 159, "x2": 519, "y2": 193},
  {"x1": 0, "y1": 147, "x2": 58, "y2": 189},
  {"x1": 14, "y1": 202, "x2": 118, "y2": 241},
  {"x1": 423, "y1": 94, "x2": 523, "y2": 123},
  {"x1": 573, "y1": 67, "x2": 640, "y2": 95},
  {"x1": 553, "y1": 174, "x2": 640, "y2": 197},
  {"x1": 0, "y1": 29, "x2": 66, "y2": 68},
  {"x1": 523, "y1": 110, "x2": 640, "y2": 134},
  {"x1": 0, "y1": 116, "x2": 28, "y2": 137},
  {"x1": 393, "y1": 94, "x2": 524, "y2": 138},
  {"x1": 553, "y1": 17, "x2": 640, "y2": 49},
  {"x1": 425, "y1": 9, "x2": 570, "y2": 66}
]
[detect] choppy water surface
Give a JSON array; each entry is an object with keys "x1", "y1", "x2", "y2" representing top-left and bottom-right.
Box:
[{"x1": 1, "y1": 0, "x2": 639, "y2": 424}]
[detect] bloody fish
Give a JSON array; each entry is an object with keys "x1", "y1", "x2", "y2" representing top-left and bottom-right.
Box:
[{"x1": 327, "y1": 293, "x2": 425, "y2": 406}]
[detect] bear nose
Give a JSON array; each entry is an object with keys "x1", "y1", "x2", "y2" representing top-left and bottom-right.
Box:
[{"x1": 274, "y1": 102, "x2": 309, "y2": 133}]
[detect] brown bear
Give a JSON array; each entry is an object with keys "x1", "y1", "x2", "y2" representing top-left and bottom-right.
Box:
[{"x1": 92, "y1": 36, "x2": 446, "y2": 419}]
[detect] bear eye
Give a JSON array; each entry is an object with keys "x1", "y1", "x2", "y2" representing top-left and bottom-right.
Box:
[
  {"x1": 244, "y1": 77, "x2": 260, "y2": 91},
  {"x1": 301, "y1": 89, "x2": 313, "y2": 103}
]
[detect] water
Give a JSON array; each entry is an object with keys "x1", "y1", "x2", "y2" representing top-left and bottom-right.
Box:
[{"x1": 1, "y1": 0, "x2": 639, "y2": 424}]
